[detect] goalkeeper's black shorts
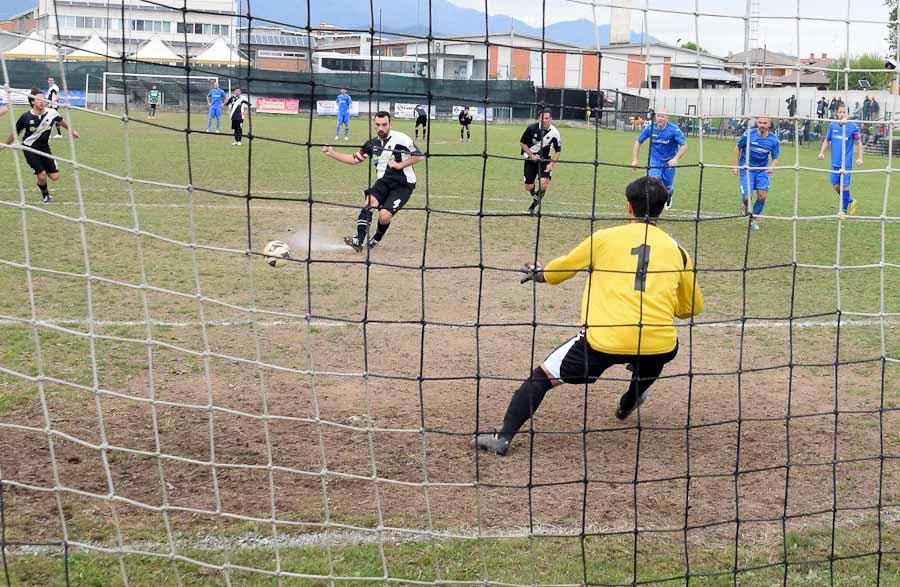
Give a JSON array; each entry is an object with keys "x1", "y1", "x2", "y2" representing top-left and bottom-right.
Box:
[{"x1": 543, "y1": 330, "x2": 678, "y2": 384}]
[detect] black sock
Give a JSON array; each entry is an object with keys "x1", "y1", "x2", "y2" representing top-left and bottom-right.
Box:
[
  {"x1": 38, "y1": 183, "x2": 49, "y2": 198},
  {"x1": 499, "y1": 367, "x2": 555, "y2": 441},
  {"x1": 356, "y1": 207, "x2": 372, "y2": 242},
  {"x1": 618, "y1": 360, "x2": 664, "y2": 412},
  {"x1": 467, "y1": 129, "x2": 471, "y2": 140},
  {"x1": 373, "y1": 221, "x2": 390, "y2": 241}
]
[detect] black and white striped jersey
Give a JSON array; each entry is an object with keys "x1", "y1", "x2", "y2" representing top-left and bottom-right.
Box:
[
  {"x1": 520, "y1": 122, "x2": 562, "y2": 159},
  {"x1": 225, "y1": 94, "x2": 250, "y2": 121},
  {"x1": 15, "y1": 108, "x2": 60, "y2": 152},
  {"x1": 47, "y1": 83, "x2": 60, "y2": 107},
  {"x1": 354, "y1": 131, "x2": 422, "y2": 185}
]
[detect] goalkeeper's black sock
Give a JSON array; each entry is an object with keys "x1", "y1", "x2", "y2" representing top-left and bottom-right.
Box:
[
  {"x1": 38, "y1": 183, "x2": 50, "y2": 199},
  {"x1": 356, "y1": 207, "x2": 372, "y2": 242},
  {"x1": 499, "y1": 367, "x2": 554, "y2": 441},
  {"x1": 373, "y1": 221, "x2": 390, "y2": 242}
]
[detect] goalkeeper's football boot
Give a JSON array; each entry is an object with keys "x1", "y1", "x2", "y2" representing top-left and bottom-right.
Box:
[
  {"x1": 615, "y1": 391, "x2": 646, "y2": 420},
  {"x1": 847, "y1": 200, "x2": 858, "y2": 216},
  {"x1": 367, "y1": 238, "x2": 380, "y2": 250},
  {"x1": 343, "y1": 235, "x2": 364, "y2": 252},
  {"x1": 475, "y1": 433, "x2": 510, "y2": 456}
]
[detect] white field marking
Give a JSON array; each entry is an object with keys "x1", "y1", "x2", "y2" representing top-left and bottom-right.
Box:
[
  {"x1": 4, "y1": 197, "x2": 894, "y2": 222},
  {"x1": 0, "y1": 317, "x2": 895, "y2": 330},
  {"x1": 7, "y1": 508, "x2": 900, "y2": 556}
]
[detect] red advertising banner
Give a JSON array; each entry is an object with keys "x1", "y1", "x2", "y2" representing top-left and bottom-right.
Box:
[{"x1": 256, "y1": 97, "x2": 300, "y2": 114}]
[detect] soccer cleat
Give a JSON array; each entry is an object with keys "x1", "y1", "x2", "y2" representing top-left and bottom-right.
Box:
[
  {"x1": 231, "y1": 141, "x2": 239, "y2": 146},
  {"x1": 847, "y1": 200, "x2": 858, "y2": 216},
  {"x1": 41, "y1": 194, "x2": 54, "y2": 204},
  {"x1": 235, "y1": 142, "x2": 242, "y2": 146},
  {"x1": 367, "y1": 238, "x2": 379, "y2": 250},
  {"x1": 750, "y1": 219, "x2": 760, "y2": 231},
  {"x1": 475, "y1": 433, "x2": 510, "y2": 456},
  {"x1": 334, "y1": 135, "x2": 340, "y2": 141},
  {"x1": 528, "y1": 191, "x2": 544, "y2": 215},
  {"x1": 343, "y1": 235, "x2": 364, "y2": 252},
  {"x1": 216, "y1": 129, "x2": 220, "y2": 133},
  {"x1": 344, "y1": 135, "x2": 349, "y2": 141},
  {"x1": 615, "y1": 392, "x2": 646, "y2": 420}
]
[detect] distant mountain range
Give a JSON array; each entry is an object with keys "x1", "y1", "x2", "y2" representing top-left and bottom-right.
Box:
[
  {"x1": 1, "y1": 0, "x2": 656, "y2": 48},
  {"x1": 241, "y1": 0, "x2": 655, "y2": 47}
]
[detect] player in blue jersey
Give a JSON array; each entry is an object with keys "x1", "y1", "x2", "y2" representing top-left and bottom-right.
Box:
[
  {"x1": 335, "y1": 88, "x2": 353, "y2": 141},
  {"x1": 0, "y1": 91, "x2": 7, "y2": 117},
  {"x1": 207, "y1": 80, "x2": 227, "y2": 133},
  {"x1": 817, "y1": 104, "x2": 863, "y2": 217},
  {"x1": 631, "y1": 110, "x2": 688, "y2": 209},
  {"x1": 335, "y1": 88, "x2": 353, "y2": 140},
  {"x1": 733, "y1": 116, "x2": 779, "y2": 231}
]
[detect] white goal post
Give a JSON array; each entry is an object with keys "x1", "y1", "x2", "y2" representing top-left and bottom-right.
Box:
[{"x1": 89, "y1": 72, "x2": 226, "y2": 112}]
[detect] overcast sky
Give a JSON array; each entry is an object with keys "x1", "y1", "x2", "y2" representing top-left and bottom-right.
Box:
[{"x1": 448, "y1": 0, "x2": 894, "y2": 58}]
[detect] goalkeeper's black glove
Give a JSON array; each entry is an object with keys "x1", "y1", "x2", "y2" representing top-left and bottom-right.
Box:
[{"x1": 519, "y1": 262, "x2": 546, "y2": 284}]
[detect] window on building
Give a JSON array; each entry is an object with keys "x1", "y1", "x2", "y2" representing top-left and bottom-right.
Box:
[{"x1": 391, "y1": 47, "x2": 404, "y2": 57}]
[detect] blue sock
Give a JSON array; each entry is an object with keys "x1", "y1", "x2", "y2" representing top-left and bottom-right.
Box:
[
  {"x1": 336, "y1": 126, "x2": 340, "y2": 136},
  {"x1": 216, "y1": 118, "x2": 220, "y2": 130},
  {"x1": 207, "y1": 119, "x2": 211, "y2": 131},
  {"x1": 841, "y1": 190, "x2": 852, "y2": 212},
  {"x1": 752, "y1": 199, "x2": 766, "y2": 215},
  {"x1": 345, "y1": 128, "x2": 350, "y2": 137}
]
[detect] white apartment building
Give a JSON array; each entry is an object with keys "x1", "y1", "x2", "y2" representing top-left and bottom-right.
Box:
[{"x1": 36, "y1": 0, "x2": 237, "y2": 57}]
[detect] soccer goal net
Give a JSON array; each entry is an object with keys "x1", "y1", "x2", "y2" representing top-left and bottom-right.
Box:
[
  {"x1": 90, "y1": 72, "x2": 222, "y2": 112},
  {"x1": 0, "y1": 0, "x2": 899, "y2": 585}
]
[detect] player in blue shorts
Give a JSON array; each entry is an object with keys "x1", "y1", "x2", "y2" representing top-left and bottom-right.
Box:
[
  {"x1": 335, "y1": 88, "x2": 352, "y2": 141},
  {"x1": 817, "y1": 104, "x2": 863, "y2": 217},
  {"x1": 733, "y1": 116, "x2": 779, "y2": 231},
  {"x1": 631, "y1": 109, "x2": 688, "y2": 209},
  {"x1": 207, "y1": 80, "x2": 226, "y2": 133}
]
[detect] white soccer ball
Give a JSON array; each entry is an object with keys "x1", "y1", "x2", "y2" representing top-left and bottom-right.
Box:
[{"x1": 263, "y1": 240, "x2": 291, "y2": 267}]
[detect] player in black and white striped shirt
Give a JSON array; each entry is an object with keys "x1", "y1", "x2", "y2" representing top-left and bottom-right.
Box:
[
  {"x1": 4, "y1": 88, "x2": 79, "y2": 203},
  {"x1": 322, "y1": 111, "x2": 424, "y2": 251},
  {"x1": 224, "y1": 88, "x2": 250, "y2": 146},
  {"x1": 520, "y1": 109, "x2": 562, "y2": 215},
  {"x1": 47, "y1": 76, "x2": 63, "y2": 139}
]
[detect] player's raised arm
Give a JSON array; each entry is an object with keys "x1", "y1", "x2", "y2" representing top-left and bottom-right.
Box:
[
  {"x1": 321, "y1": 143, "x2": 365, "y2": 165},
  {"x1": 535, "y1": 233, "x2": 595, "y2": 285},
  {"x1": 856, "y1": 133, "x2": 864, "y2": 166}
]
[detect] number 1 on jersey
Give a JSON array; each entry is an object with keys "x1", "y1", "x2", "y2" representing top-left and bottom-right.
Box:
[{"x1": 631, "y1": 244, "x2": 651, "y2": 292}]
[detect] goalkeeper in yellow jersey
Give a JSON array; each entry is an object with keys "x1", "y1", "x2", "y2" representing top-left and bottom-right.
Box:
[{"x1": 477, "y1": 176, "x2": 704, "y2": 456}]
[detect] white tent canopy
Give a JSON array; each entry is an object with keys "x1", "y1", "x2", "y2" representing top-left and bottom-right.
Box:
[
  {"x1": 2, "y1": 31, "x2": 59, "y2": 60},
  {"x1": 133, "y1": 37, "x2": 181, "y2": 63},
  {"x1": 192, "y1": 37, "x2": 247, "y2": 66},
  {"x1": 66, "y1": 33, "x2": 119, "y2": 61}
]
